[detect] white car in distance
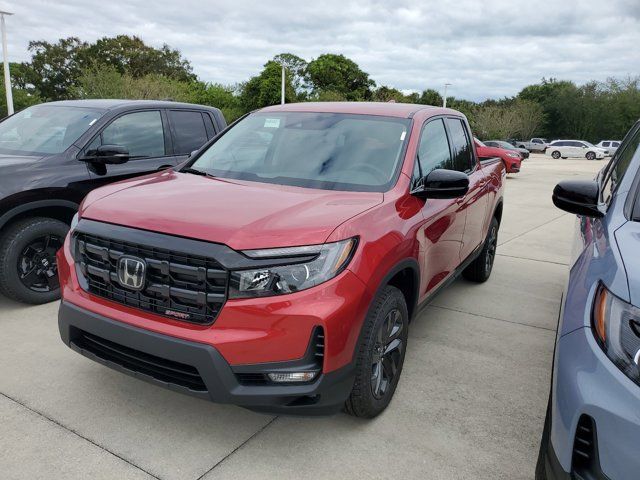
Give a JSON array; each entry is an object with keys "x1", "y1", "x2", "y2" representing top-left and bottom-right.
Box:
[
  {"x1": 595, "y1": 140, "x2": 622, "y2": 156},
  {"x1": 546, "y1": 140, "x2": 607, "y2": 160}
]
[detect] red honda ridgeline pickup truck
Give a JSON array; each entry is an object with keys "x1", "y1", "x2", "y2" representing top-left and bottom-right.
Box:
[{"x1": 57, "y1": 102, "x2": 505, "y2": 417}]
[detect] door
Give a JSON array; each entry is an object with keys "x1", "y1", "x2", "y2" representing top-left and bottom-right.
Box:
[
  {"x1": 445, "y1": 117, "x2": 489, "y2": 260},
  {"x1": 83, "y1": 110, "x2": 178, "y2": 188},
  {"x1": 569, "y1": 141, "x2": 584, "y2": 157},
  {"x1": 413, "y1": 118, "x2": 467, "y2": 298}
]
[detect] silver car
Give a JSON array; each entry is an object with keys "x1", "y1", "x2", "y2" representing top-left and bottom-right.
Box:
[{"x1": 595, "y1": 140, "x2": 622, "y2": 156}]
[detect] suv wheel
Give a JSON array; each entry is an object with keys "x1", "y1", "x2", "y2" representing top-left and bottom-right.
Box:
[
  {"x1": 585, "y1": 151, "x2": 596, "y2": 160},
  {"x1": 345, "y1": 285, "x2": 408, "y2": 418},
  {"x1": 462, "y1": 217, "x2": 499, "y2": 283},
  {"x1": 0, "y1": 217, "x2": 69, "y2": 304},
  {"x1": 551, "y1": 150, "x2": 561, "y2": 159}
]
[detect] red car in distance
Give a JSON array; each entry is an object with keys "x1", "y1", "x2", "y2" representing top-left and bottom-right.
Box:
[{"x1": 474, "y1": 138, "x2": 522, "y2": 173}]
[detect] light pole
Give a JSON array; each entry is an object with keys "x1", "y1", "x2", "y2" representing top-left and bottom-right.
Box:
[
  {"x1": 281, "y1": 63, "x2": 285, "y2": 105},
  {"x1": 0, "y1": 10, "x2": 13, "y2": 115},
  {"x1": 443, "y1": 83, "x2": 452, "y2": 109}
]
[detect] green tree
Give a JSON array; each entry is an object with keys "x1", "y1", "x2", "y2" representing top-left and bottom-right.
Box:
[
  {"x1": 273, "y1": 53, "x2": 308, "y2": 96},
  {"x1": 85, "y1": 35, "x2": 194, "y2": 81},
  {"x1": 417, "y1": 89, "x2": 443, "y2": 106},
  {"x1": 21, "y1": 35, "x2": 195, "y2": 101},
  {"x1": 373, "y1": 85, "x2": 405, "y2": 102},
  {"x1": 25, "y1": 37, "x2": 89, "y2": 100},
  {"x1": 239, "y1": 60, "x2": 296, "y2": 111},
  {"x1": 306, "y1": 54, "x2": 375, "y2": 101}
]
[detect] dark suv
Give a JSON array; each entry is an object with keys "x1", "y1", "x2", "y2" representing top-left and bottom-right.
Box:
[{"x1": 0, "y1": 99, "x2": 226, "y2": 304}]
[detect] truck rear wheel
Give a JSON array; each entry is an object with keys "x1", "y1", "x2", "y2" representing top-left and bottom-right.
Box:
[
  {"x1": 345, "y1": 285, "x2": 408, "y2": 418},
  {"x1": 462, "y1": 217, "x2": 499, "y2": 283},
  {"x1": 0, "y1": 217, "x2": 68, "y2": 304}
]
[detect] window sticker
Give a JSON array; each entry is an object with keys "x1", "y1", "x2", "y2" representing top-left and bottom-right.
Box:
[
  {"x1": 400, "y1": 131, "x2": 406, "y2": 141},
  {"x1": 264, "y1": 118, "x2": 281, "y2": 128}
]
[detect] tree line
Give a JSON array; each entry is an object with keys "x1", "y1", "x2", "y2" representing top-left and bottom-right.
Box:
[{"x1": 3, "y1": 35, "x2": 639, "y2": 142}]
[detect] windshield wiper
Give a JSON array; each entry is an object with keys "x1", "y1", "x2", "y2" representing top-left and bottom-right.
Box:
[{"x1": 181, "y1": 167, "x2": 214, "y2": 177}]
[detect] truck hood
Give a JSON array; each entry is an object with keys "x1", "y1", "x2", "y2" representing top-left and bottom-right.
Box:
[{"x1": 80, "y1": 170, "x2": 383, "y2": 250}]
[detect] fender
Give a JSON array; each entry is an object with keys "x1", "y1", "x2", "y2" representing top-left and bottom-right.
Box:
[
  {"x1": 349, "y1": 257, "x2": 421, "y2": 364},
  {"x1": 0, "y1": 199, "x2": 79, "y2": 230}
]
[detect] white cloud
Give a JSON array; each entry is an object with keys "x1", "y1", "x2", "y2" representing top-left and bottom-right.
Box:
[{"x1": 2, "y1": 0, "x2": 639, "y2": 101}]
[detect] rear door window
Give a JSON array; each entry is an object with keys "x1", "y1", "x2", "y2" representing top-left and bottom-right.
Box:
[
  {"x1": 445, "y1": 118, "x2": 474, "y2": 172},
  {"x1": 169, "y1": 110, "x2": 209, "y2": 155}
]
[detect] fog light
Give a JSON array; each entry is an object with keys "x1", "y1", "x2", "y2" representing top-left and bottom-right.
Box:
[{"x1": 267, "y1": 371, "x2": 318, "y2": 383}]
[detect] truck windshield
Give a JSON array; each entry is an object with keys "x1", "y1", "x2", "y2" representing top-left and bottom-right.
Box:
[
  {"x1": 0, "y1": 105, "x2": 104, "y2": 156},
  {"x1": 189, "y1": 112, "x2": 411, "y2": 192}
]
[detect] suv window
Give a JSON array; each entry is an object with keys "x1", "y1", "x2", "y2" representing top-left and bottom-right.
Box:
[
  {"x1": 613, "y1": 142, "x2": 620, "y2": 147},
  {"x1": 602, "y1": 125, "x2": 640, "y2": 204},
  {"x1": 445, "y1": 118, "x2": 474, "y2": 172},
  {"x1": 532, "y1": 139, "x2": 542, "y2": 144},
  {"x1": 602, "y1": 141, "x2": 610, "y2": 147},
  {"x1": 99, "y1": 111, "x2": 165, "y2": 157},
  {"x1": 413, "y1": 118, "x2": 452, "y2": 180},
  {"x1": 169, "y1": 110, "x2": 208, "y2": 155}
]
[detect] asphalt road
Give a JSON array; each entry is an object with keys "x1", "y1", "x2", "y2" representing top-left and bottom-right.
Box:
[{"x1": 0, "y1": 154, "x2": 604, "y2": 480}]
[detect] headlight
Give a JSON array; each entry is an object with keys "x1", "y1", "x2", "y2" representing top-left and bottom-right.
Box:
[
  {"x1": 507, "y1": 152, "x2": 520, "y2": 158},
  {"x1": 229, "y1": 238, "x2": 358, "y2": 298},
  {"x1": 592, "y1": 284, "x2": 640, "y2": 386},
  {"x1": 70, "y1": 212, "x2": 80, "y2": 232}
]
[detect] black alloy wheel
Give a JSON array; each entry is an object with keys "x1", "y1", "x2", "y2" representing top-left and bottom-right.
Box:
[
  {"x1": 345, "y1": 285, "x2": 409, "y2": 418},
  {"x1": 18, "y1": 234, "x2": 63, "y2": 292},
  {"x1": 371, "y1": 308, "x2": 404, "y2": 399},
  {"x1": 484, "y1": 223, "x2": 498, "y2": 275},
  {"x1": 0, "y1": 217, "x2": 69, "y2": 304}
]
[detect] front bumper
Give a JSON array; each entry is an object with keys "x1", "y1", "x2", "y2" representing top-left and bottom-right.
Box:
[
  {"x1": 59, "y1": 301, "x2": 356, "y2": 414},
  {"x1": 548, "y1": 326, "x2": 640, "y2": 479}
]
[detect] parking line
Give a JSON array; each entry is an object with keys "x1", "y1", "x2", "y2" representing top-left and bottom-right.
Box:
[
  {"x1": 195, "y1": 416, "x2": 279, "y2": 480},
  {"x1": 427, "y1": 304, "x2": 557, "y2": 332},
  {"x1": 0, "y1": 391, "x2": 161, "y2": 480}
]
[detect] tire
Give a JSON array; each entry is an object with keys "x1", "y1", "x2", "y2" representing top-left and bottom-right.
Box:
[
  {"x1": 551, "y1": 150, "x2": 561, "y2": 159},
  {"x1": 0, "y1": 217, "x2": 69, "y2": 304},
  {"x1": 535, "y1": 397, "x2": 552, "y2": 480},
  {"x1": 345, "y1": 285, "x2": 409, "y2": 418},
  {"x1": 585, "y1": 151, "x2": 596, "y2": 161},
  {"x1": 462, "y1": 217, "x2": 499, "y2": 283}
]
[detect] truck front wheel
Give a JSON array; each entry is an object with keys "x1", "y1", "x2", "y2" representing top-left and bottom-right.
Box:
[
  {"x1": 0, "y1": 217, "x2": 69, "y2": 304},
  {"x1": 345, "y1": 285, "x2": 408, "y2": 418}
]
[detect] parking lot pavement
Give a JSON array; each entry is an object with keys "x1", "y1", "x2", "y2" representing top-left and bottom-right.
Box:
[{"x1": 0, "y1": 154, "x2": 604, "y2": 480}]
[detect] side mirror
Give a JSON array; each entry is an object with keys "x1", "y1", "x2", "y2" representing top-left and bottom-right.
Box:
[
  {"x1": 80, "y1": 145, "x2": 130, "y2": 164},
  {"x1": 412, "y1": 169, "x2": 469, "y2": 199},
  {"x1": 552, "y1": 180, "x2": 603, "y2": 218}
]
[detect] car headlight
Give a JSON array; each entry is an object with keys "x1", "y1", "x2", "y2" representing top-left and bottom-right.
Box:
[
  {"x1": 592, "y1": 284, "x2": 640, "y2": 386},
  {"x1": 229, "y1": 238, "x2": 358, "y2": 298},
  {"x1": 507, "y1": 152, "x2": 520, "y2": 158}
]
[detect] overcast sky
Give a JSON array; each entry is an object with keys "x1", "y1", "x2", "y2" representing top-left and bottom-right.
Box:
[{"x1": 2, "y1": 0, "x2": 639, "y2": 101}]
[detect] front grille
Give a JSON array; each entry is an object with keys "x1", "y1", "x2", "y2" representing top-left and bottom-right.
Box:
[
  {"x1": 74, "y1": 232, "x2": 227, "y2": 325},
  {"x1": 72, "y1": 329, "x2": 207, "y2": 392}
]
